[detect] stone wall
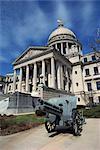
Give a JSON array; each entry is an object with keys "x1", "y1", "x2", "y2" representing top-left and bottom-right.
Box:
[
  {"x1": 42, "y1": 86, "x2": 74, "y2": 100},
  {"x1": 8, "y1": 92, "x2": 40, "y2": 114}
]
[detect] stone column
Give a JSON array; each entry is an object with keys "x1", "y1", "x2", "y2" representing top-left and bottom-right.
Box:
[
  {"x1": 67, "y1": 68, "x2": 72, "y2": 92},
  {"x1": 66, "y1": 42, "x2": 68, "y2": 54},
  {"x1": 69, "y1": 69, "x2": 73, "y2": 92},
  {"x1": 19, "y1": 67, "x2": 22, "y2": 92},
  {"x1": 61, "y1": 43, "x2": 63, "y2": 55},
  {"x1": 33, "y1": 62, "x2": 37, "y2": 91},
  {"x1": 4, "y1": 83, "x2": 8, "y2": 94},
  {"x1": 79, "y1": 45, "x2": 82, "y2": 55},
  {"x1": 51, "y1": 57, "x2": 56, "y2": 88},
  {"x1": 57, "y1": 62, "x2": 61, "y2": 89},
  {"x1": 13, "y1": 69, "x2": 17, "y2": 93},
  {"x1": 47, "y1": 62, "x2": 50, "y2": 87},
  {"x1": 60, "y1": 64, "x2": 64, "y2": 90},
  {"x1": 65, "y1": 67, "x2": 68, "y2": 91},
  {"x1": 42, "y1": 59, "x2": 45, "y2": 85},
  {"x1": 55, "y1": 44, "x2": 58, "y2": 51},
  {"x1": 26, "y1": 65, "x2": 29, "y2": 92}
]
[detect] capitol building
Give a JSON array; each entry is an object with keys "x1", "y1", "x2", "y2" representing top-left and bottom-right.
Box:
[{"x1": 4, "y1": 21, "x2": 100, "y2": 106}]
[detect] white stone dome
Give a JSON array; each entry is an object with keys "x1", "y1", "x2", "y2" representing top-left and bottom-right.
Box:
[{"x1": 48, "y1": 25, "x2": 76, "y2": 41}]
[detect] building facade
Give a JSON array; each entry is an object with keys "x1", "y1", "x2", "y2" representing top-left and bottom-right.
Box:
[
  {"x1": 82, "y1": 52, "x2": 100, "y2": 105},
  {"x1": 5, "y1": 21, "x2": 100, "y2": 106},
  {"x1": 0, "y1": 75, "x2": 6, "y2": 94}
]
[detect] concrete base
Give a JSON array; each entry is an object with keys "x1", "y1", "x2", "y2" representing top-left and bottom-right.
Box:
[{"x1": 7, "y1": 92, "x2": 40, "y2": 114}]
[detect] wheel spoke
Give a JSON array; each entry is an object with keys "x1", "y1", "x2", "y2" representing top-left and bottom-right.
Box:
[{"x1": 45, "y1": 121, "x2": 56, "y2": 133}]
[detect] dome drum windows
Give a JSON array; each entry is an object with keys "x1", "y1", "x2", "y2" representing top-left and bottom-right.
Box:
[
  {"x1": 63, "y1": 42, "x2": 67, "y2": 54},
  {"x1": 57, "y1": 43, "x2": 61, "y2": 52},
  {"x1": 68, "y1": 43, "x2": 72, "y2": 49},
  {"x1": 55, "y1": 42, "x2": 68, "y2": 55}
]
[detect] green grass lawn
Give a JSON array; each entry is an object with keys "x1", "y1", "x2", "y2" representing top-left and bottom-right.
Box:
[
  {"x1": 83, "y1": 104, "x2": 100, "y2": 118},
  {"x1": 0, "y1": 114, "x2": 45, "y2": 135},
  {"x1": 15, "y1": 114, "x2": 44, "y2": 124}
]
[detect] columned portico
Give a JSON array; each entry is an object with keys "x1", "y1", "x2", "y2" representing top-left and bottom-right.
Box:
[
  {"x1": 60, "y1": 64, "x2": 64, "y2": 89},
  {"x1": 66, "y1": 42, "x2": 69, "y2": 54},
  {"x1": 61, "y1": 43, "x2": 63, "y2": 54},
  {"x1": 55, "y1": 44, "x2": 58, "y2": 50},
  {"x1": 65, "y1": 67, "x2": 68, "y2": 91},
  {"x1": 33, "y1": 62, "x2": 37, "y2": 91},
  {"x1": 42, "y1": 59, "x2": 45, "y2": 85},
  {"x1": 69, "y1": 69, "x2": 73, "y2": 92},
  {"x1": 19, "y1": 67, "x2": 22, "y2": 92},
  {"x1": 57, "y1": 62, "x2": 61, "y2": 89},
  {"x1": 13, "y1": 69, "x2": 17, "y2": 92},
  {"x1": 51, "y1": 57, "x2": 56, "y2": 88},
  {"x1": 26, "y1": 65, "x2": 29, "y2": 92},
  {"x1": 47, "y1": 62, "x2": 51, "y2": 87}
]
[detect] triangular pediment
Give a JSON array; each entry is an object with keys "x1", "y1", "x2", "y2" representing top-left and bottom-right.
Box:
[{"x1": 13, "y1": 46, "x2": 48, "y2": 65}]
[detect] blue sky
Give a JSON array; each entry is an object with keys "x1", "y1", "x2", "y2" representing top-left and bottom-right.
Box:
[{"x1": 0, "y1": 0, "x2": 100, "y2": 76}]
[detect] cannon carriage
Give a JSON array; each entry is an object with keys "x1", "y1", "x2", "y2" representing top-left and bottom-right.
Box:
[{"x1": 35, "y1": 95, "x2": 83, "y2": 136}]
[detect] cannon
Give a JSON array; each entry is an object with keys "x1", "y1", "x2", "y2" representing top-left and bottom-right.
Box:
[{"x1": 35, "y1": 95, "x2": 83, "y2": 136}]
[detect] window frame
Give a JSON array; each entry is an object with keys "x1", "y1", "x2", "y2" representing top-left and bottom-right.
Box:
[
  {"x1": 96, "y1": 81, "x2": 100, "y2": 90},
  {"x1": 84, "y1": 57, "x2": 87, "y2": 63},
  {"x1": 92, "y1": 55, "x2": 96, "y2": 61},
  {"x1": 85, "y1": 68, "x2": 90, "y2": 76},
  {"x1": 87, "y1": 82, "x2": 92, "y2": 91},
  {"x1": 94, "y1": 67, "x2": 99, "y2": 75}
]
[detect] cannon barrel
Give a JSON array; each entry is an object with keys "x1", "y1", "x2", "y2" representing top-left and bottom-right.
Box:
[{"x1": 35, "y1": 99, "x2": 63, "y2": 116}]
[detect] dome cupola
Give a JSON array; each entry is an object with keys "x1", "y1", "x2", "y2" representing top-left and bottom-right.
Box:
[
  {"x1": 48, "y1": 20, "x2": 82, "y2": 57},
  {"x1": 48, "y1": 20, "x2": 76, "y2": 42},
  {"x1": 48, "y1": 20, "x2": 76, "y2": 46}
]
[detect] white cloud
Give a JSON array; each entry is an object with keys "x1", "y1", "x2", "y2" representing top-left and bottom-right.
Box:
[
  {"x1": 10, "y1": 1, "x2": 73, "y2": 49},
  {"x1": 13, "y1": 4, "x2": 50, "y2": 47},
  {"x1": 83, "y1": 2, "x2": 93, "y2": 22},
  {"x1": 55, "y1": 1, "x2": 72, "y2": 28},
  {"x1": 81, "y1": 2, "x2": 94, "y2": 35}
]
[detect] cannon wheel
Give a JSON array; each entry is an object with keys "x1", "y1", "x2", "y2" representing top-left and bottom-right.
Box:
[
  {"x1": 72, "y1": 109, "x2": 83, "y2": 136},
  {"x1": 45, "y1": 120, "x2": 56, "y2": 133},
  {"x1": 73, "y1": 119, "x2": 82, "y2": 136},
  {"x1": 73, "y1": 122, "x2": 80, "y2": 136}
]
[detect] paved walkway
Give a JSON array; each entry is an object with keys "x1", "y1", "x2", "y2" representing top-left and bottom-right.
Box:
[{"x1": 0, "y1": 119, "x2": 100, "y2": 150}]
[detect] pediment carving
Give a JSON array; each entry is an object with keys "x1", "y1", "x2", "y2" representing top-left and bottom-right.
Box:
[
  {"x1": 14, "y1": 47, "x2": 47, "y2": 64},
  {"x1": 20, "y1": 49, "x2": 43, "y2": 61}
]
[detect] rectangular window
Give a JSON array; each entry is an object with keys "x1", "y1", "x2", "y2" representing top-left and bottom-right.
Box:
[
  {"x1": 92, "y1": 55, "x2": 96, "y2": 61},
  {"x1": 84, "y1": 57, "x2": 87, "y2": 62},
  {"x1": 94, "y1": 67, "x2": 99, "y2": 75},
  {"x1": 85, "y1": 69, "x2": 90, "y2": 76},
  {"x1": 87, "y1": 82, "x2": 92, "y2": 91},
  {"x1": 96, "y1": 81, "x2": 100, "y2": 90}
]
